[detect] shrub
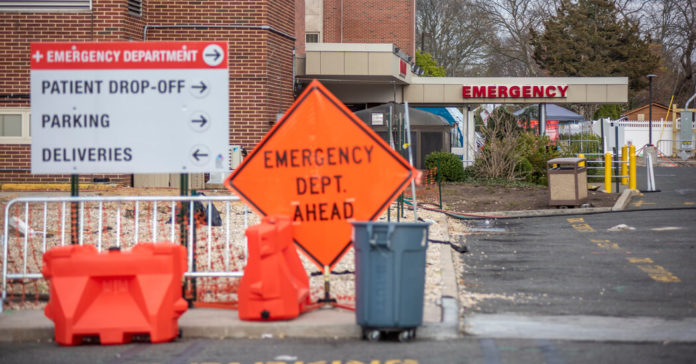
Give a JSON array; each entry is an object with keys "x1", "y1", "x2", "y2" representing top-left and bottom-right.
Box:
[
  {"x1": 471, "y1": 108, "x2": 522, "y2": 180},
  {"x1": 515, "y1": 132, "x2": 560, "y2": 185},
  {"x1": 424, "y1": 152, "x2": 465, "y2": 182}
]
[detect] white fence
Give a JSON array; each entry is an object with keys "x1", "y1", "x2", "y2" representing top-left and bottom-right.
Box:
[
  {"x1": 614, "y1": 119, "x2": 674, "y2": 156},
  {"x1": 2, "y1": 195, "x2": 255, "y2": 313}
]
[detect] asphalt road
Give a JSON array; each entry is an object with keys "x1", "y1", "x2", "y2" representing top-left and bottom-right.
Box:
[
  {"x1": 459, "y1": 165, "x2": 696, "y2": 344},
  {"x1": 1, "y1": 166, "x2": 694, "y2": 363},
  {"x1": 460, "y1": 207, "x2": 696, "y2": 318},
  {"x1": 1, "y1": 337, "x2": 696, "y2": 364}
]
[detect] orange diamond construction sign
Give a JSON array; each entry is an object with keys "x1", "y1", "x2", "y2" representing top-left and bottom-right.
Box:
[{"x1": 225, "y1": 80, "x2": 416, "y2": 269}]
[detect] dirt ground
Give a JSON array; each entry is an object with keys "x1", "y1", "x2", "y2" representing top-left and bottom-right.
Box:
[{"x1": 420, "y1": 182, "x2": 618, "y2": 213}]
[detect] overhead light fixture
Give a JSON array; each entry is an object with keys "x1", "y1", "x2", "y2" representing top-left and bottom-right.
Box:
[{"x1": 393, "y1": 46, "x2": 400, "y2": 54}]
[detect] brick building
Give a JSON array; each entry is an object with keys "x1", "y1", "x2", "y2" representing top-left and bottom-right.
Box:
[
  {"x1": 0, "y1": 0, "x2": 295, "y2": 186},
  {"x1": 301, "y1": 0, "x2": 415, "y2": 57},
  {"x1": 621, "y1": 103, "x2": 681, "y2": 122}
]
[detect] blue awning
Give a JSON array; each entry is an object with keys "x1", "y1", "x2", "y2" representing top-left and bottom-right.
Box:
[{"x1": 415, "y1": 107, "x2": 464, "y2": 146}]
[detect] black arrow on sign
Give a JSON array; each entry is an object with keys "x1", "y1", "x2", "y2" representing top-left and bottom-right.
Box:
[
  {"x1": 191, "y1": 81, "x2": 207, "y2": 93},
  {"x1": 192, "y1": 115, "x2": 208, "y2": 127},
  {"x1": 192, "y1": 149, "x2": 209, "y2": 161},
  {"x1": 204, "y1": 48, "x2": 222, "y2": 61}
]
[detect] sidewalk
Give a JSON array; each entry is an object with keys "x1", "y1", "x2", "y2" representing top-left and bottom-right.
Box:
[
  {"x1": 0, "y1": 188, "x2": 635, "y2": 343},
  {"x1": 0, "y1": 242, "x2": 460, "y2": 342}
]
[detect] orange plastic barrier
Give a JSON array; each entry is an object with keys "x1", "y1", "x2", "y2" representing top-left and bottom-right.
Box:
[
  {"x1": 42, "y1": 243, "x2": 188, "y2": 345},
  {"x1": 238, "y1": 215, "x2": 310, "y2": 321}
]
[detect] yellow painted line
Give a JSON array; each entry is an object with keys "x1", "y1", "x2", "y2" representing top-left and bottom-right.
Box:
[
  {"x1": 635, "y1": 264, "x2": 681, "y2": 283},
  {"x1": 684, "y1": 201, "x2": 695, "y2": 205},
  {"x1": 628, "y1": 257, "x2": 653, "y2": 264},
  {"x1": 597, "y1": 242, "x2": 620, "y2": 249},
  {"x1": 627, "y1": 258, "x2": 680, "y2": 283},
  {"x1": 632, "y1": 200, "x2": 656, "y2": 207},
  {"x1": 567, "y1": 217, "x2": 585, "y2": 223},
  {"x1": 590, "y1": 239, "x2": 620, "y2": 250},
  {"x1": 572, "y1": 223, "x2": 595, "y2": 232}
]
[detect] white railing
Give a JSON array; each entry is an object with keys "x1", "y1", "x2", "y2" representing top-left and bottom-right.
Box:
[{"x1": 2, "y1": 195, "x2": 256, "y2": 313}]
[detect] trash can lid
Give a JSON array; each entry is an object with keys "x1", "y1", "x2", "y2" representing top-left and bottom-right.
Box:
[{"x1": 547, "y1": 157, "x2": 585, "y2": 166}]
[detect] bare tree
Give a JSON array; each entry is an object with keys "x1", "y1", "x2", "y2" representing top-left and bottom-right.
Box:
[
  {"x1": 417, "y1": 0, "x2": 491, "y2": 76},
  {"x1": 471, "y1": 0, "x2": 546, "y2": 76}
]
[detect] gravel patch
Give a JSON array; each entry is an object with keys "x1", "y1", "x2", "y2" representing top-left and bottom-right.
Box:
[{"x1": 2, "y1": 194, "x2": 453, "y2": 312}]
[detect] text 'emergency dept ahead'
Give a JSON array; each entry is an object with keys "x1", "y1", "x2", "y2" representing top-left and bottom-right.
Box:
[{"x1": 30, "y1": 41, "x2": 229, "y2": 174}]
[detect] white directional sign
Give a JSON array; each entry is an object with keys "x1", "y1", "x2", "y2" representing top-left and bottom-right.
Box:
[{"x1": 30, "y1": 41, "x2": 229, "y2": 174}]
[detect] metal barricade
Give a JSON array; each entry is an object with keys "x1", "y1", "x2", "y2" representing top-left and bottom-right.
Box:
[{"x1": 2, "y1": 195, "x2": 256, "y2": 313}]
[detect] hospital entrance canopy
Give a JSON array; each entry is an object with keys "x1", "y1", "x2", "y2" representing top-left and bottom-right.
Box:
[{"x1": 297, "y1": 43, "x2": 628, "y2": 105}]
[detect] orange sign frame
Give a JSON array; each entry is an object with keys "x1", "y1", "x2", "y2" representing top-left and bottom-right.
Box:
[{"x1": 225, "y1": 80, "x2": 415, "y2": 269}]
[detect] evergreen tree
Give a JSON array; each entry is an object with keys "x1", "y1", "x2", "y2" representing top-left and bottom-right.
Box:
[
  {"x1": 415, "y1": 51, "x2": 447, "y2": 77},
  {"x1": 530, "y1": 0, "x2": 659, "y2": 93}
]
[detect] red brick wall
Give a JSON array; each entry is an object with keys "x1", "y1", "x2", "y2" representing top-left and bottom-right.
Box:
[
  {"x1": 146, "y1": 0, "x2": 295, "y2": 149},
  {"x1": 295, "y1": 0, "x2": 306, "y2": 54},
  {"x1": 322, "y1": 0, "x2": 415, "y2": 57},
  {"x1": 0, "y1": 0, "x2": 295, "y2": 185},
  {"x1": 0, "y1": 145, "x2": 131, "y2": 185},
  {"x1": 0, "y1": 1, "x2": 145, "y2": 185}
]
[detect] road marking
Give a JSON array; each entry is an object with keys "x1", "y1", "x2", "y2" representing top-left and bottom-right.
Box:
[
  {"x1": 627, "y1": 258, "x2": 681, "y2": 282},
  {"x1": 632, "y1": 200, "x2": 656, "y2": 207},
  {"x1": 566, "y1": 218, "x2": 595, "y2": 232},
  {"x1": 684, "y1": 201, "x2": 695, "y2": 205},
  {"x1": 591, "y1": 239, "x2": 620, "y2": 249},
  {"x1": 627, "y1": 257, "x2": 653, "y2": 264},
  {"x1": 651, "y1": 226, "x2": 682, "y2": 231},
  {"x1": 571, "y1": 223, "x2": 595, "y2": 232},
  {"x1": 634, "y1": 264, "x2": 681, "y2": 283}
]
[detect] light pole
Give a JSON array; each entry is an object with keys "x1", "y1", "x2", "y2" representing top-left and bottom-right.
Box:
[
  {"x1": 647, "y1": 74, "x2": 656, "y2": 146},
  {"x1": 420, "y1": 32, "x2": 431, "y2": 53}
]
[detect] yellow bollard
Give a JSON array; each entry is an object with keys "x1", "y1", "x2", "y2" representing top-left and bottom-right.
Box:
[
  {"x1": 629, "y1": 144, "x2": 637, "y2": 190},
  {"x1": 621, "y1": 145, "x2": 628, "y2": 185},
  {"x1": 604, "y1": 152, "x2": 612, "y2": 193},
  {"x1": 578, "y1": 153, "x2": 585, "y2": 167}
]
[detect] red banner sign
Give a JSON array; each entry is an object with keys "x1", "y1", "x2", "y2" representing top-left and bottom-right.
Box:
[{"x1": 462, "y1": 85, "x2": 569, "y2": 98}]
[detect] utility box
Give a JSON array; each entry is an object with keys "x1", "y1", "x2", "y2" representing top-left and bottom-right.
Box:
[
  {"x1": 679, "y1": 111, "x2": 694, "y2": 153},
  {"x1": 547, "y1": 157, "x2": 588, "y2": 207}
]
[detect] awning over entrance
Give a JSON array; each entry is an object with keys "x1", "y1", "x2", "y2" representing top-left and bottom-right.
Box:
[
  {"x1": 513, "y1": 104, "x2": 584, "y2": 122},
  {"x1": 297, "y1": 43, "x2": 629, "y2": 105}
]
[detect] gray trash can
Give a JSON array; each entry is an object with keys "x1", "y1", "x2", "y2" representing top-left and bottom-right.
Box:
[{"x1": 351, "y1": 221, "x2": 429, "y2": 342}]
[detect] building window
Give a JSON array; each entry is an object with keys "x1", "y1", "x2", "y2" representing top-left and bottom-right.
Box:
[
  {"x1": 0, "y1": 1, "x2": 91, "y2": 11},
  {"x1": 127, "y1": 0, "x2": 142, "y2": 16},
  {"x1": 306, "y1": 33, "x2": 320, "y2": 43},
  {"x1": 0, "y1": 114, "x2": 22, "y2": 137},
  {"x1": 0, "y1": 108, "x2": 31, "y2": 144}
]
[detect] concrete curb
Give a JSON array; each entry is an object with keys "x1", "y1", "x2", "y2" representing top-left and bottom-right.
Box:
[
  {"x1": 612, "y1": 188, "x2": 639, "y2": 211},
  {"x1": 0, "y1": 303, "x2": 454, "y2": 342}
]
